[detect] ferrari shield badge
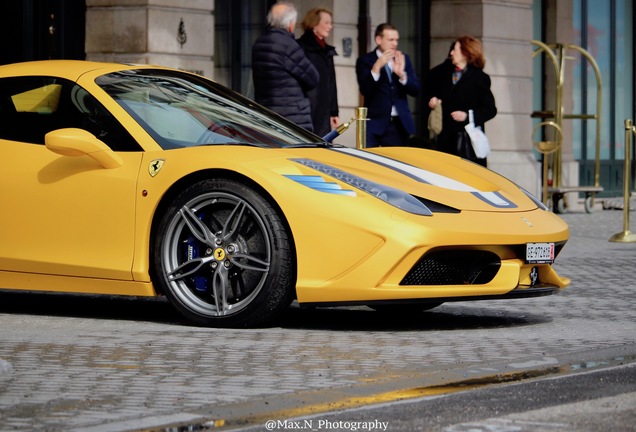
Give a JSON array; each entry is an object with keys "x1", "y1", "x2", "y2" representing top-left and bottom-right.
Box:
[{"x1": 149, "y1": 159, "x2": 165, "y2": 177}]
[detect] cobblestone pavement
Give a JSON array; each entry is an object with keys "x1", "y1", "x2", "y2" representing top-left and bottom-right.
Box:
[{"x1": 0, "y1": 204, "x2": 635, "y2": 431}]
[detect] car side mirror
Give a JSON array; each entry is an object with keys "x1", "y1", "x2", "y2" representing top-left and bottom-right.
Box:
[{"x1": 45, "y1": 128, "x2": 123, "y2": 169}]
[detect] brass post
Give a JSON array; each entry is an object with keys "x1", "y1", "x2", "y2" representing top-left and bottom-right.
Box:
[
  {"x1": 531, "y1": 41, "x2": 561, "y2": 206},
  {"x1": 531, "y1": 41, "x2": 604, "y2": 210},
  {"x1": 567, "y1": 44, "x2": 603, "y2": 190},
  {"x1": 554, "y1": 44, "x2": 565, "y2": 189},
  {"x1": 531, "y1": 121, "x2": 562, "y2": 206},
  {"x1": 609, "y1": 119, "x2": 636, "y2": 242},
  {"x1": 355, "y1": 107, "x2": 367, "y2": 149},
  {"x1": 542, "y1": 154, "x2": 550, "y2": 205},
  {"x1": 567, "y1": 44, "x2": 604, "y2": 209}
]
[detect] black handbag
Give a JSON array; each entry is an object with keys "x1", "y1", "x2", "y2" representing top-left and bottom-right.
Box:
[{"x1": 456, "y1": 130, "x2": 476, "y2": 160}]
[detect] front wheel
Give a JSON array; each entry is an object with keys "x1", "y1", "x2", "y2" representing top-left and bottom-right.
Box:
[{"x1": 153, "y1": 178, "x2": 295, "y2": 327}]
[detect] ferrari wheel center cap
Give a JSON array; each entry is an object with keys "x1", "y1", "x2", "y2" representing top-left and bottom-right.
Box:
[{"x1": 214, "y1": 248, "x2": 226, "y2": 260}]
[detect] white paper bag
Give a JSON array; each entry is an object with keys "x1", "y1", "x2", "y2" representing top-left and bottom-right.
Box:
[{"x1": 464, "y1": 110, "x2": 490, "y2": 158}]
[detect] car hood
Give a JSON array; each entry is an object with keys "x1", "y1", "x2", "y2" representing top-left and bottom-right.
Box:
[{"x1": 275, "y1": 146, "x2": 539, "y2": 213}]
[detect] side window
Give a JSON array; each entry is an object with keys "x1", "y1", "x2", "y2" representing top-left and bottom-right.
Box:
[
  {"x1": 0, "y1": 76, "x2": 142, "y2": 151},
  {"x1": 67, "y1": 85, "x2": 142, "y2": 151},
  {"x1": 0, "y1": 77, "x2": 60, "y2": 144}
]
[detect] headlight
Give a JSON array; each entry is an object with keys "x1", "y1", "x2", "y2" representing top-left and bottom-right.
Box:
[{"x1": 290, "y1": 159, "x2": 432, "y2": 216}]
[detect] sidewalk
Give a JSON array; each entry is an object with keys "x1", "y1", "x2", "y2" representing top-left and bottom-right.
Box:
[{"x1": 0, "y1": 203, "x2": 635, "y2": 432}]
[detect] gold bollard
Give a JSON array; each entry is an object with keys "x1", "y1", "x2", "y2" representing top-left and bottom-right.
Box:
[
  {"x1": 609, "y1": 119, "x2": 636, "y2": 242},
  {"x1": 355, "y1": 107, "x2": 367, "y2": 149}
]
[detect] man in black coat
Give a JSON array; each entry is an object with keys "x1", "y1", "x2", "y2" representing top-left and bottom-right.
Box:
[
  {"x1": 252, "y1": 2, "x2": 319, "y2": 132},
  {"x1": 356, "y1": 23, "x2": 420, "y2": 147}
]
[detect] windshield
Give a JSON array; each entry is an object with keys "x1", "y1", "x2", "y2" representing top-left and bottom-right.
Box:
[{"x1": 96, "y1": 69, "x2": 322, "y2": 149}]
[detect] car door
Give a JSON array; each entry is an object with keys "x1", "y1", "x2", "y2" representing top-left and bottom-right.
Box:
[{"x1": 0, "y1": 76, "x2": 143, "y2": 280}]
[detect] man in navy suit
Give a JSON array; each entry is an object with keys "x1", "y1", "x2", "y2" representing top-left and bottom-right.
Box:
[{"x1": 356, "y1": 23, "x2": 420, "y2": 147}]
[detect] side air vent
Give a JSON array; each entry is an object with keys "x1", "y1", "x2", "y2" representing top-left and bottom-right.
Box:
[
  {"x1": 401, "y1": 249, "x2": 500, "y2": 285},
  {"x1": 413, "y1": 196, "x2": 461, "y2": 213}
]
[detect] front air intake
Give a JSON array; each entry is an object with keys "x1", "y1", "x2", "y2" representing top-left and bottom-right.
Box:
[{"x1": 400, "y1": 249, "x2": 501, "y2": 286}]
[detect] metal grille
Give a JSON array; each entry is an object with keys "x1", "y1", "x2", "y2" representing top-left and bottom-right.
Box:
[{"x1": 400, "y1": 250, "x2": 501, "y2": 286}]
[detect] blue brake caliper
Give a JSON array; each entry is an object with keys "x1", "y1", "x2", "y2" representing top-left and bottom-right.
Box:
[{"x1": 185, "y1": 213, "x2": 209, "y2": 292}]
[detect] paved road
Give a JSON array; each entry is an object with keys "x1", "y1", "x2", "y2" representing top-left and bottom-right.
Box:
[
  {"x1": 0, "y1": 204, "x2": 635, "y2": 431},
  {"x1": 273, "y1": 359, "x2": 636, "y2": 432}
]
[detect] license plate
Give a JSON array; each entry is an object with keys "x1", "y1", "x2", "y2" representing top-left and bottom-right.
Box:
[{"x1": 526, "y1": 242, "x2": 555, "y2": 264}]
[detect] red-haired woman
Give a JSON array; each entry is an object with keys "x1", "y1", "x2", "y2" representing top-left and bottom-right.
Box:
[
  {"x1": 297, "y1": 8, "x2": 340, "y2": 137},
  {"x1": 428, "y1": 35, "x2": 497, "y2": 166}
]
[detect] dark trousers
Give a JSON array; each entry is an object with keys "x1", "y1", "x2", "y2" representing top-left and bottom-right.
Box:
[{"x1": 366, "y1": 117, "x2": 409, "y2": 148}]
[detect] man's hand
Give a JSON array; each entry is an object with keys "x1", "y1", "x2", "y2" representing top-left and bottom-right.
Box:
[
  {"x1": 371, "y1": 49, "x2": 394, "y2": 75},
  {"x1": 393, "y1": 51, "x2": 405, "y2": 80}
]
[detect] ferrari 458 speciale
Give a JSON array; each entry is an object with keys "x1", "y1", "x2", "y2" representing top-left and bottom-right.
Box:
[{"x1": 0, "y1": 61, "x2": 570, "y2": 327}]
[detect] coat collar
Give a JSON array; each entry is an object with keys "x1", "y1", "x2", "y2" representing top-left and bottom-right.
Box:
[
  {"x1": 268, "y1": 26, "x2": 295, "y2": 40},
  {"x1": 451, "y1": 65, "x2": 478, "y2": 87},
  {"x1": 299, "y1": 30, "x2": 337, "y2": 55}
]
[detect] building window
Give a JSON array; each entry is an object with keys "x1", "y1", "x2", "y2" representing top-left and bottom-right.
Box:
[
  {"x1": 573, "y1": 0, "x2": 634, "y2": 194},
  {"x1": 214, "y1": 0, "x2": 272, "y2": 97},
  {"x1": 388, "y1": 0, "x2": 430, "y2": 141}
]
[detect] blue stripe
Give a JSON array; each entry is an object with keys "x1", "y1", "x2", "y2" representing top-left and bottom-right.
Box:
[{"x1": 284, "y1": 174, "x2": 356, "y2": 196}]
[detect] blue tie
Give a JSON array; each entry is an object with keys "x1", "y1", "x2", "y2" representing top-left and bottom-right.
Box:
[{"x1": 385, "y1": 64, "x2": 392, "y2": 82}]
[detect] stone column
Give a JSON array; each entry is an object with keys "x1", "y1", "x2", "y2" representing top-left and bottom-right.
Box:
[
  {"x1": 85, "y1": 0, "x2": 215, "y2": 78},
  {"x1": 430, "y1": 0, "x2": 540, "y2": 195}
]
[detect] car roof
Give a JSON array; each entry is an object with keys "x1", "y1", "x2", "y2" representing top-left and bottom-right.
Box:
[{"x1": 0, "y1": 60, "x2": 156, "y2": 81}]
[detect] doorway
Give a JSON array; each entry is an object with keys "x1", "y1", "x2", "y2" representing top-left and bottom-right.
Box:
[{"x1": 0, "y1": 0, "x2": 86, "y2": 65}]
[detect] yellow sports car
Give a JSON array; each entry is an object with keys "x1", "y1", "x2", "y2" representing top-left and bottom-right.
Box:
[{"x1": 0, "y1": 60, "x2": 570, "y2": 327}]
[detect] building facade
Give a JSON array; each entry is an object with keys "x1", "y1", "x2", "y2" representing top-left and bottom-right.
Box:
[{"x1": 1, "y1": 0, "x2": 634, "y2": 199}]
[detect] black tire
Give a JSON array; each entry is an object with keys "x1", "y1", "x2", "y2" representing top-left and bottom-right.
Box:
[
  {"x1": 552, "y1": 194, "x2": 567, "y2": 214},
  {"x1": 584, "y1": 195, "x2": 594, "y2": 213},
  {"x1": 153, "y1": 178, "x2": 295, "y2": 327}
]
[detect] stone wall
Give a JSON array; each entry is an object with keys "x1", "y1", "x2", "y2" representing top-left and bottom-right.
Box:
[
  {"x1": 83, "y1": 0, "x2": 578, "y2": 198},
  {"x1": 85, "y1": 0, "x2": 215, "y2": 77}
]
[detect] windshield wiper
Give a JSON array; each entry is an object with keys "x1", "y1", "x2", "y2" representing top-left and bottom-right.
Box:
[
  {"x1": 196, "y1": 142, "x2": 333, "y2": 149},
  {"x1": 283, "y1": 142, "x2": 332, "y2": 149},
  {"x1": 198, "y1": 142, "x2": 266, "y2": 148}
]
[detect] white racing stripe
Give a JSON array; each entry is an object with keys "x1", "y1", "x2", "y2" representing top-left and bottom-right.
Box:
[
  {"x1": 334, "y1": 147, "x2": 477, "y2": 192},
  {"x1": 333, "y1": 147, "x2": 518, "y2": 208}
]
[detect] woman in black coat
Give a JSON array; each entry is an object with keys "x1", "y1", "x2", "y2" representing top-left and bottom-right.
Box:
[
  {"x1": 297, "y1": 8, "x2": 339, "y2": 137},
  {"x1": 428, "y1": 35, "x2": 497, "y2": 166}
]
